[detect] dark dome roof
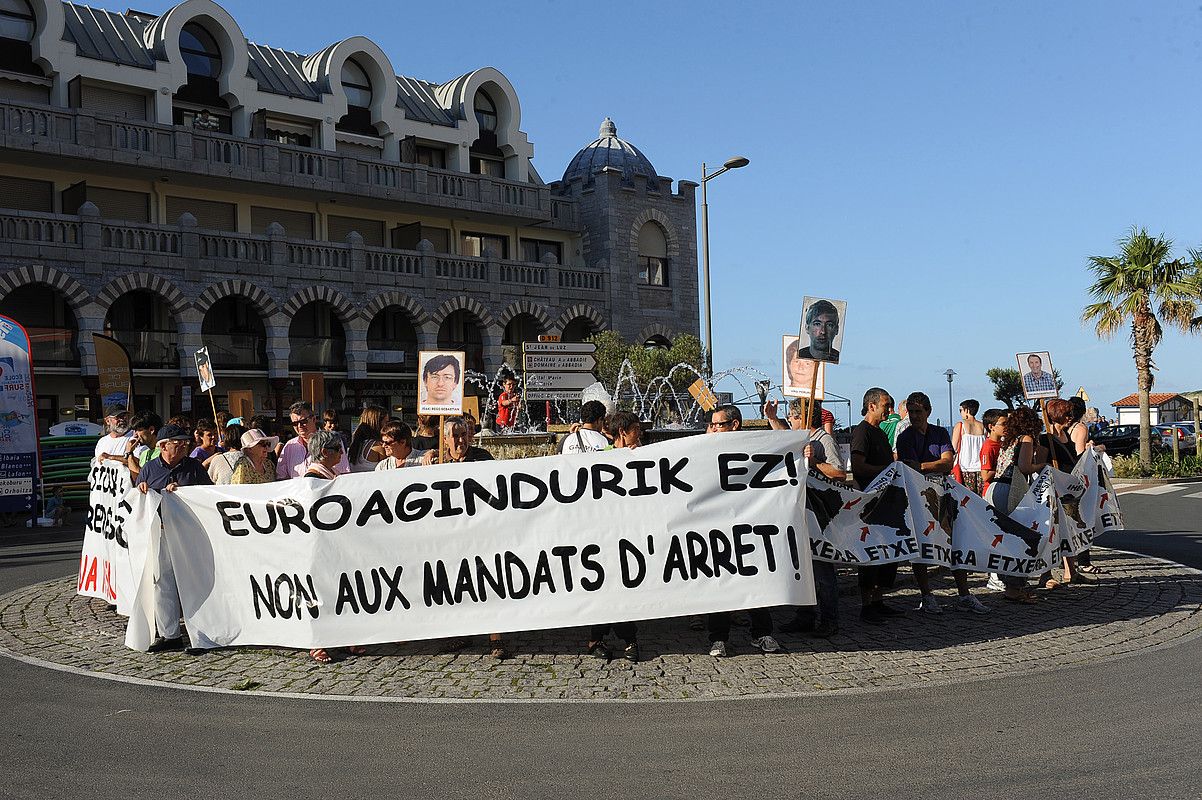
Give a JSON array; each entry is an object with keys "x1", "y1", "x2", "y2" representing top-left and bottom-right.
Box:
[{"x1": 562, "y1": 118, "x2": 657, "y2": 184}]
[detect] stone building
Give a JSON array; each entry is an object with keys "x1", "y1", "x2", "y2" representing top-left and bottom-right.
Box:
[{"x1": 0, "y1": 0, "x2": 698, "y2": 429}]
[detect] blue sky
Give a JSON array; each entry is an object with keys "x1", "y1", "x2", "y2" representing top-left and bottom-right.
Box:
[{"x1": 214, "y1": 0, "x2": 1202, "y2": 423}]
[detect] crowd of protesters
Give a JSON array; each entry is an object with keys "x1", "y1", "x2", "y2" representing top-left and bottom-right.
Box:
[{"x1": 90, "y1": 382, "x2": 1109, "y2": 663}]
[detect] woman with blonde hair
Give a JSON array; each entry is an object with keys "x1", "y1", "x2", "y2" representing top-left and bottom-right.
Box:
[{"x1": 347, "y1": 404, "x2": 388, "y2": 473}]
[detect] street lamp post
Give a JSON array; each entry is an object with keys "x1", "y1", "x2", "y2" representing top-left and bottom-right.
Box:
[
  {"x1": 945, "y1": 369, "x2": 956, "y2": 429},
  {"x1": 700, "y1": 155, "x2": 750, "y2": 380}
]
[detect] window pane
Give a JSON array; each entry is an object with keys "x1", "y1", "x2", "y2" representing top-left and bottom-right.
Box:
[
  {"x1": 0, "y1": 15, "x2": 33, "y2": 42},
  {"x1": 474, "y1": 91, "x2": 497, "y2": 131},
  {"x1": 341, "y1": 60, "x2": 372, "y2": 107}
]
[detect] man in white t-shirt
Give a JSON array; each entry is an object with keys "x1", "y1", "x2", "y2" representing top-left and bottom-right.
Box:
[
  {"x1": 559, "y1": 401, "x2": 610, "y2": 454},
  {"x1": 94, "y1": 403, "x2": 134, "y2": 464}
]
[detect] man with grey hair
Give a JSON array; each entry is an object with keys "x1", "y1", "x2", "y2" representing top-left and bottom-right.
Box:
[{"x1": 277, "y1": 401, "x2": 349, "y2": 479}]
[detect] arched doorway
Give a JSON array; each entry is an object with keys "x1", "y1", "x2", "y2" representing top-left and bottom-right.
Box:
[
  {"x1": 289, "y1": 301, "x2": 346, "y2": 371},
  {"x1": 644, "y1": 334, "x2": 671, "y2": 350},
  {"x1": 437, "y1": 309, "x2": 484, "y2": 374},
  {"x1": 366, "y1": 306, "x2": 419, "y2": 373},
  {"x1": 202, "y1": 296, "x2": 267, "y2": 369},
  {"x1": 502, "y1": 312, "x2": 544, "y2": 368},
  {"x1": 104, "y1": 290, "x2": 178, "y2": 369},
  {"x1": 0, "y1": 284, "x2": 80, "y2": 367},
  {"x1": 561, "y1": 316, "x2": 597, "y2": 344}
]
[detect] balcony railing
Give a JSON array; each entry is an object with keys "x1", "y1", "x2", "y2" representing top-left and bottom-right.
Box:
[
  {"x1": 0, "y1": 207, "x2": 606, "y2": 297},
  {"x1": 203, "y1": 333, "x2": 267, "y2": 369},
  {"x1": 0, "y1": 98, "x2": 579, "y2": 227},
  {"x1": 289, "y1": 337, "x2": 347, "y2": 371},
  {"x1": 25, "y1": 327, "x2": 79, "y2": 367},
  {"x1": 107, "y1": 329, "x2": 179, "y2": 369}
]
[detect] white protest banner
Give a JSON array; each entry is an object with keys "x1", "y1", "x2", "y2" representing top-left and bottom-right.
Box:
[
  {"x1": 78, "y1": 461, "x2": 138, "y2": 614},
  {"x1": 126, "y1": 431, "x2": 815, "y2": 651},
  {"x1": 804, "y1": 450, "x2": 1124, "y2": 578},
  {"x1": 123, "y1": 487, "x2": 160, "y2": 651}
]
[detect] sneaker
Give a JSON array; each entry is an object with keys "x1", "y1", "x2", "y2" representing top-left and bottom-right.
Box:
[
  {"x1": 872, "y1": 600, "x2": 904, "y2": 617},
  {"x1": 860, "y1": 606, "x2": 886, "y2": 626},
  {"x1": 623, "y1": 642, "x2": 640, "y2": 663},
  {"x1": 749, "y1": 635, "x2": 782, "y2": 654},
  {"x1": 986, "y1": 573, "x2": 1006, "y2": 592},
  {"x1": 917, "y1": 594, "x2": 943, "y2": 614},
  {"x1": 958, "y1": 594, "x2": 991, "y2": 615},
  {"x1": 146, "y1": 636, "x2": 184, "y2": 653},
  {"x1": 709, "y1": 639, "x2": 729, "y2": 658}
]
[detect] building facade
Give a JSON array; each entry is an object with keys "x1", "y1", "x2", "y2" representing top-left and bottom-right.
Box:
[{"x1": 0, "y1": 0, "x2": 699, "y2": 429}]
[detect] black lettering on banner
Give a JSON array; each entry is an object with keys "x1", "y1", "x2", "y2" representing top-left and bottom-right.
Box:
[
  {"x1": 422, "y1": 561, "x2": 454, "y2": 607},
  {"x1": 579, "y1": 544, "x2": 605, "y2": 591},
  {"x1": 551, "y1": 545, "x2": 577, "y2": 591},
  {"x1": 336, "y1": 572, "x2": 359, "y2": 614},
  {"x1": 356, "y1": 490, "x2": 395, "y2": 526},
  {"x1": 244, "y1": 503, "x2": 277, "y2": 534},
  {"x1": 658, "y1": 458, "x2": 692, "y2": 493},
  {"x1": 512, "y1": 473, "x2": 549, "y2": 510},
  {"x1": 752, "y1": 524, "x2": 780, "y2": 571},
  {"x1": 619, "y1": 538, "x2": 646, "y2": 587},
  {"x1": 355, "y1": 568, "x2": 383, "y2": 612},
  {"x1": 431, "y1": 480, "x2": 465, "y2": 518},
  {"x1": 710, "y1": 529, "x2": 736, "y2": 576},
  {"x1": 475, "y1": 553, "x2": 507, "y2": 600},
  {"x1": 748, "y1": 453, "x2": 788, "y2": 489},
  {"x1": 276, "y1": 499, "x2": 310, "y2": 534},
  {"x1": 454, "y1": 559, "x2": 479, "y2": 602},
  {"x1": 662, "y1": 535, "x2": 687, "y2": 582},
  {"x1": 397, "y1": 483, "x2": 433, "y2": 522},
  {"x1": 505, "y1": 551, "x2": 532, "y2": 599},
  {"x1": 531, "y1": 551, "x2": 556, "y2": 595},
  {"x1": 548, "y1": 468, "x2": 587, "y2": 503},
  {"x1": 591, "y1": 464, "x2": 626, "y2": 499},
  {"x1": 733, "y1": 524, "x2": 758, "y2": 576},
  {"x1": 685, "y1": 531, "x2": 714, "y2": 579},
  {"x1": 718, "y1": 453, "x2": 750, "y2": 491},
  {"x1": 218, "y1": 501, "x2": 248, "y2": 536},
  {"x1": 249, "y1": 572, "x2": 320, "y2": 620},
  {"x1": 311, "y1": 495, "x2": 352, "y2": 531},
  {"x1": 627, "y1": 460, "x2": 658, "y2": 497},
  {"x1": 463, "y1": 476, "x2": 509, "y2": 515}
]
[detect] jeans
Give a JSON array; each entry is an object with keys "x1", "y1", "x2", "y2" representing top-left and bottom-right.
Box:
[
  {"x1": 794, "y1": 561, "x2": 839, "y2": 627},
  {"x1": 589, "y1": 621, "x2": 637, "y2": 643},
  {"x1": 707, "y1": 608, "x2": 773, "y2": 642}
]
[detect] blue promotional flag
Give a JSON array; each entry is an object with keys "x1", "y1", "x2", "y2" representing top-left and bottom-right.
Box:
[{"x1": 0, "y1": 314, "x2": 39, "y2": 515}]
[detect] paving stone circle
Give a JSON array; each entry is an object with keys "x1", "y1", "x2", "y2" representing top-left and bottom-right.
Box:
[{"x1": 1, "y1": 548, "x2": 1200, "y2": 702}]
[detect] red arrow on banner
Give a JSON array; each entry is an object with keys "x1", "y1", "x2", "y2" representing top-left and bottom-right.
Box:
[
  {"x1": 1099, "y1": 493, "x2": 1108, "y2": 509},
  {"x1": 843, "y1": 498, "x2": 863, "y2": 511},
  {"x1": 860, "y1": 526, "x2": 870, "y2": 542},
  {"x1": 923, "y1": 520, "x2": 935, "y2": 536},
  {"x1": 1083, "y1": 475, "x2": 1091, "y2": 489},
  {"x1": 991, "y1": 535, "x2": 1004, "y2": 548},
  {"x1": 960, "y1": 496, "x2": 971, "y2": 507},
  {"x1": 1030, "y1": 521, "x2": 1040, "y2": 531}
]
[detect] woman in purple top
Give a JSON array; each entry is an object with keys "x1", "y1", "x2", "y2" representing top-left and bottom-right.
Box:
[
  {"x1": 189, "y1": 418, "x2": 223, "y2": 461},
  {"x1": 895, "y1": 392, "x2": 991, "y2": 616}
]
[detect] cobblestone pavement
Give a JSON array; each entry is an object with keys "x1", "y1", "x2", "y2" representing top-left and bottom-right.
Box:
[{"x1": 1, "y1": 548, "x2": 1200, "y2": 702}]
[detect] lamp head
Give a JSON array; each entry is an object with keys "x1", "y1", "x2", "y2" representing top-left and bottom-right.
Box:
[{"x1": 723, "y1": 156, "x2": 750, "y2": 169}]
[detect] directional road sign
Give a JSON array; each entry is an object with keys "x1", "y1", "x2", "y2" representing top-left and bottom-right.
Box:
[
  {"x1": 524, "y1": 372, "x2": 597, "y2": 392},
  {"x1": 521, "y1": 342, "x2": 596, "y2": 355},
  {"x1": 523, "y1": 353, "x2": 597, "y2": 372},
  {"x1": 525, "y1": 389, "x2": 587, "y2": 401}
]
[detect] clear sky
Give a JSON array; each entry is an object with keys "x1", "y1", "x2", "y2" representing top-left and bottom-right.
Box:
[{"x1": 208, "y1": 0, "x2": 1201, "y2": 423}]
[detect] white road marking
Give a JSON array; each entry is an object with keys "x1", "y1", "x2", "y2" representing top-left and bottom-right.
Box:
[
  {"x1": 1183, "y1": 491, "x2": 1202, "y2": 499},
  {"x1": 1121, "y1": 484, "x2": 1196, "y2": 496}
]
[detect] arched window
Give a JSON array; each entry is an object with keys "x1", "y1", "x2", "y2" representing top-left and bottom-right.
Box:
[
  {"x1": 474, "y1": 90, "x2": 497, "y2": 131},
  {"x1": 341, "y1": 59, "x2": 372, "y2": 108},
  {"x1": 637, "y1": 222, "x2": 669, "y2": 286},
  {"x1": 0, "y1": 0, "x2": 38, "y2": 75},
  {"x1": 336, "y1": 58, "x2": 376, "y2": 136},
  {"x1": 180, "y1": 23, "x2": 221, "y2": 78}
]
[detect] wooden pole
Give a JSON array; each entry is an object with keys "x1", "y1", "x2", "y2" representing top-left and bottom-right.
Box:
[
  {"x1": 806, "y1": 361, "x2": 820, "y2": 428},
  {"x1": 208, "y1": 388, "x2": 219, "y2": 430},
  {"x1": 437, "y1": 414, "x2": 445, "y2": 464}
]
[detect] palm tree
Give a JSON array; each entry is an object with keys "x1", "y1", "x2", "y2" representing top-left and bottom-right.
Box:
[{"x1": 1082, "y1": 227, "x2": 1202, "y2": 466}]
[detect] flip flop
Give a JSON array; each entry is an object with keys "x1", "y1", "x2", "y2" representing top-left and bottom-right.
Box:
[{"x1": 309, "y1": 648, "x2": 333, "y2": 664}]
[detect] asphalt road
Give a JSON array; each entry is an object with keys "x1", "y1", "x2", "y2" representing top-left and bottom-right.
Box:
[{"x1": 2, "y1": 491, "x2": 1201, "y2": 800}]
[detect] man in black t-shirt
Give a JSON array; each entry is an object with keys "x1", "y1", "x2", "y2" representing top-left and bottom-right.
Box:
[{"x1": 850, "y1": 388, "x2": 903, "y2": 625}]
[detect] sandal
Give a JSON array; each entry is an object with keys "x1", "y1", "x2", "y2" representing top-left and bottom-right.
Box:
[
  {"x1": 1079, "y1": 565, "x2": 1105, "y2": 575},
  {"x1": 347, "y1": 645, "x2": 368, "y2": 656},
  {"x1": 1043, "y1": 578, "x2": 1062, "y2": 590},
  {"x1": 309, "y1": 648, "x2": 333, "y2": 664}
]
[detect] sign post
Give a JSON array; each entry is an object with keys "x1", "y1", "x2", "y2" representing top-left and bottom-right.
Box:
[{"x1": 523, "y1": 342, "x2": 598, "y2": 404}]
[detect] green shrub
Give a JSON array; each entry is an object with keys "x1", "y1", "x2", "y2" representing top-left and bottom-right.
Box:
[{"x1": 1110, "y1": 453, "x2": 1201, "y2": 479}]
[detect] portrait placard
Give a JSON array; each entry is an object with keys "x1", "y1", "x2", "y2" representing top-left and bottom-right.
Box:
[
  {"x1": 194, "y1": 347, "x2": 216, "y2": 393},
  {"x1": 418, "y1": 350, "x2": 466, "y2": 415},
  {"x1": 798, "y1": 297, "x2": 847, "y2": 365},
  {"x1": 1016, "y1": 351, "x2": 1057, "y2": 400},
  {"x1": 781, "y1": 336, "x2": 825, "y2": 399}
]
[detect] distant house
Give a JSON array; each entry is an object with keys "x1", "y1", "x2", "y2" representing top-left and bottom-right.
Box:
[{"x1": 1110, "y1": 393, "x2": 1197, "y2": 425}]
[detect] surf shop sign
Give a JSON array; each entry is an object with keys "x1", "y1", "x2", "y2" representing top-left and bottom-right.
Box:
[{"x1": 0, "y1": 314, "x2": 39, "y2": 516}]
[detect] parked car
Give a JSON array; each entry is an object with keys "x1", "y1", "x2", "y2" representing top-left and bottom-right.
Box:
[
  {"x1": 1153, "y1": 423, "x2": 1198, "y2": 453},
  {"x1": 1092, "y1": 424, "x2": 1163, "y2": 456}
]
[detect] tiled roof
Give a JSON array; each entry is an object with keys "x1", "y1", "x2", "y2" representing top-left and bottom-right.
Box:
[
  {"x1": 60, "y1": 2, "x2": 457, "y2": 125},
  {"x1": 1110, "y1": 392, "x2": 1188, "y2": 408},
  {"x1": 562, "y1": 118, "x2": 657, "y2": 184}
]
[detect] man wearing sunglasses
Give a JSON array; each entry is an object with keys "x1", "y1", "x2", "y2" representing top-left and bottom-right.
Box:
[{"x1": 277, "y1": 401, "x2": 349, "y2": 479}]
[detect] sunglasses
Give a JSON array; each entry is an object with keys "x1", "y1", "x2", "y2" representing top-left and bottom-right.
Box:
[{"x1": 292, "y1": 415, "x2": 315, "y2": 428}]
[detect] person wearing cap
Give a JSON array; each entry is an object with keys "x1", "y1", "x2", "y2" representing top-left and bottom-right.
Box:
[
  {"x1": 231, "y1": 428, "x2": 279, "y2": 484},
  {"x1": 94, "y1": 403, "x2": 134, "y2": 464},
  {"x1": 135, "y1": 423, "x2": 213, "y2": 652}
]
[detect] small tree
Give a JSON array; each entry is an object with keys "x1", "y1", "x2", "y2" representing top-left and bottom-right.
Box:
[{"x1": 1082, "y1": 227, "x2": 1202, "y2": 466}]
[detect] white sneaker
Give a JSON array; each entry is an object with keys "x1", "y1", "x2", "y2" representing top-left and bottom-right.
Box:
[
  {"x1": 986, "y1": 573, "x2": 1005, "y2": 592},
  {"x1": 958, "y1": 594, "x2": 991, "y2": 615},
  {"x1": 749, "y1": 635, "x2": 782, "y2": 654},
  {"x1": 917, "y1": 594, "x2": 943, "y2": 614},
  {"x1": 709, "y1": 640, "x2": 728, "y2": 658}
]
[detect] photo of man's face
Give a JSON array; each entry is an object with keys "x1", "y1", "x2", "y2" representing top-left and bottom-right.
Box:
[
  {"x1": 1027, "y1": 354, "x2": 1043, "y2": 373},
  {"x1": 419, "y1": 352, "x2": 464, "y2": 413},
  {"x1": 807, "y1": 310, "x2": 839, "y2": 358},
  {"x1": 799, "y1": 298, "x2": 845, "y2": 365}
]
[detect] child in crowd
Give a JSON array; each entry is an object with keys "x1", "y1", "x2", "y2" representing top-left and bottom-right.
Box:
[{"x1": 495, "y1": 376, "x2": 520, "y2": 430}]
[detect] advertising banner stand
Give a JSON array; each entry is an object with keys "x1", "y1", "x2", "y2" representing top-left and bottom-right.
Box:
[{"x1": 0, "y1": 314, "x2": 39, "y2": 526}]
